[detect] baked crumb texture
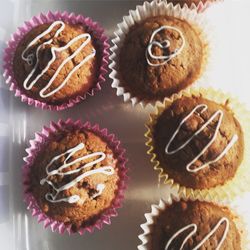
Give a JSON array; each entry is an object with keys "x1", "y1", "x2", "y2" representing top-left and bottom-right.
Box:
[
  {"x1": 29, "y1": 130, "x2": 119, "y2": 231},
  {"x1": 118, "y1": 16, "x2": 204, "y2": 102},
  {"x1": 13, "y1": 22, "x2": 99, "y2": 104},
  {"x1": 153, "y1": 96, "x2": 244, "y2": 189},
  {"x1": 150, "y1": 200, "x2": 241, "y2": 250}
]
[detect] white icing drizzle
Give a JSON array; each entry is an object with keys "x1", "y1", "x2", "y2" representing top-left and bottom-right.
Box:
[
  {"x1": 165, "y1": 104, "x2": 238, "y2": 173},
  {"x1": 21, "y1": 21, "x2": 96, "y2": 98},
  {"x1": 40, "y1": 143, "x2": 115, "y2": 204},
  {"x1": 92, "y1": 184, "x2": 106, "y2": 199},
  {"x1": 165, "y1": 217, "x2": 229, "y2": 250},
  {"x1": 146, "y1": 25, "x2": 185, "y2": 67}
]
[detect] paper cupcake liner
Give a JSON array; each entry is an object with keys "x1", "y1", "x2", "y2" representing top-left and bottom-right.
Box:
[
  {"x1": 191, "y1": 0, "x2": 224, "y2": 12},
  {"x1": 145, "y1": 87, "x2": 250, "y2": 202},
  {"x1": 22, "y1": 119, "x2": 128, "y2": 235},
  {"x1": 109, "y1": 0, "x2": 212, "y2": 107},
  {"x1": 3, "y1": 11, "x2": 109, "y2": 111},
  {"x1": 161, "y1": 0, "x2": 224, "y2": 12},
  {"x1": 138, "y1": 194, "x2": 249, "y2": 249}
]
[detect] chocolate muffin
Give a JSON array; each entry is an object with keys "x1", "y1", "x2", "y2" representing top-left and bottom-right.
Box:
[
  {"x1": 118, "y1": 16, "x2": 205, "y2": 102},
  {"x1": 29, "y1": 129, "x2": 119, "y2": 230},
  {"x1": 153, "y1": 95, "x2": 244, "y2": 189},
  {"x1": 13, "y1": 21, "x2": 99, "y2": 104},
  {"x1": 150, "y1": 200, "x2": 241, "y2": 250}
]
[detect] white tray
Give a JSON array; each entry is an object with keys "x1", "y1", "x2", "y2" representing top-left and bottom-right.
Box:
[{"x1": 1, "y1": 0, "x2": 250, "y2": 249}]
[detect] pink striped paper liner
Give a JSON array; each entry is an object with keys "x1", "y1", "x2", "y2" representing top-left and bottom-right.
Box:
[
  {"x1": 23, "y1": 119, "x2": 128, "y2": 235},
  {"x1": 3, "y1": 11, "x2": 109, "y2": 111}
]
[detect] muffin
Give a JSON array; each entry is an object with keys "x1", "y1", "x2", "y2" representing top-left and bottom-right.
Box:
[
  {"x1": 23, "y1": 120, "x2": 128, "y2": 233},
  {"x1": 13, "y1": 21, "x2": 99, "y2": 104},
  {"x1": 117, "y1": 15, "x2": 206, "y2": 102},
  {"x1": 152, "y1": 95, "x2": 244, "y2": 189},
  {"x1": 4, "y1": 12, "x2": 109, "y2": 110},
  {"x1": 146, "y1": 200, "x2": 241, "y2": 250}
]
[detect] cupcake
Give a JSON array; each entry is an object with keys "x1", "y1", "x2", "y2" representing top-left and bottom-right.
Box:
[
  {"x1": 3, "y1": 12, "x2": 109, "y2": 110},
  {"x1": 138, "y1": 199, "x2": 242, "y2": 249},
  {"x1": 146, "y1": 88, "x2": 250, "y2": 200},
  {"x1": 23, "y1": 120, "x2": 127, "y2": 234},
  {"x1": 152, "y1": 95, "x2": 243, "y2": 189},
  {"x1": 110, "y1": 1, "x2": 209, "y2": 106}
]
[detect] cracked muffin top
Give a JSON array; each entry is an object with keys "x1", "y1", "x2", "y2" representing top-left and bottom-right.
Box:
[
  {"x1": 150, "y1": 200, "x2": 241, "y2": 250},
  {"x1": 13, "y1": 21, "x2": 99, "y2": 104},
  {"x1": 118, "y1": 16, "x2": 205, "y2": 102},
  {"x1": 153, "y1": 95, "x2": 244, "y2": 189},
  {"x1": 29, "y1": 129, "x2": 119, "y2": 230}
]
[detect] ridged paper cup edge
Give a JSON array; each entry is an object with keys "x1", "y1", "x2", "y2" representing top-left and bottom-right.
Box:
[
  {"x1": 3, "y1": 11, "x2": 109, "y2": 111},
  {"x1": 109, "y1": 0, "x2": 213, "y2": 108},
  {"x1": 138, "y1": 194, "x2": 248, "y2": 249},
  {"x1": 145, "y1": 86, "x2": 250, "y2": 202},
  {"x1": 23, "y1": 119, "x2": 128, "y2": 235}
]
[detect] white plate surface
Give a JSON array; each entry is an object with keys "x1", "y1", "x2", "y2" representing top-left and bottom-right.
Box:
[{"x1": 0, "y1": 0, "x2": 250, "y2": 249}]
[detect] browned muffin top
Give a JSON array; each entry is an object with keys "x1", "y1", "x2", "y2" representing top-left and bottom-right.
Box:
[
  {"x1": 29, "y1": 130, "x2": 119, "y2": 230},
  {"x1": 150, "y1": 200, "x2": 241, "y2": 250},
  {"x1": 118, "y1": 16, "x2": 204, "y2": 102},
  {"x1": 13, "y1": 21, "x2": 99, "y2": 104},
  {"x1": 153, "y1": 96, "x2": 244, "y2": 189}
]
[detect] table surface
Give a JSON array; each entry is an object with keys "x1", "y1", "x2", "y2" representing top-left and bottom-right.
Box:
[{"x1": 0, "y1": 0, "x2": 250, "y2": 249}]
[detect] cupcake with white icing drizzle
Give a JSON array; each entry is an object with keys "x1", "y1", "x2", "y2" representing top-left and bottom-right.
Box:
[
  {"x1": 110, "y1": 0, "x2": 210, "y2": 106},
  {"x1": 138, "y1": 197, "x2": 243, "y2": 250},
  {"x1": 153, "y1": 94, "x2": 243, "y2": 189},
  {"x1": 3, "y1": 11, "x2": 109, "y2": 110},
  {"x1": 146, "y1": 87, "x2": 250, "y2": 201},
  {"x1": 23, "y1": 119, "x2": 128, "y2": 234}
]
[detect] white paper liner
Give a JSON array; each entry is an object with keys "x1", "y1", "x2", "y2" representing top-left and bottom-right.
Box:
[
  {"x1": 159, "y1": 0, "x2": 224, "y2": 12},
  {"x1": 109, "y1": 0, "x2": 213, "y2": 108},
  {"x1": 138, "y1": 194, "x2": 248, "y2": 250}
]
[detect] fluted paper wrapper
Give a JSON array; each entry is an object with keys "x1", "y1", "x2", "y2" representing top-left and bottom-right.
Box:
[
  {"x1": 23, "y1": 119, "x2": 128, "y2": 235},
  {"x1": 145, "y1": 87, "x2": 250, "y2": 202},
  {"x1": 109, "y1": 0, "x2": 212, "y2": 107},
  {"x1": 3, "y1": 11, "x2": 109, "y2": 111},
  {"x1": 160, "y1": 0, "x2": 224, "y2": 12},
  {"x1": 138, "y1": 194, "x2": 248, "y2": 249}
]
